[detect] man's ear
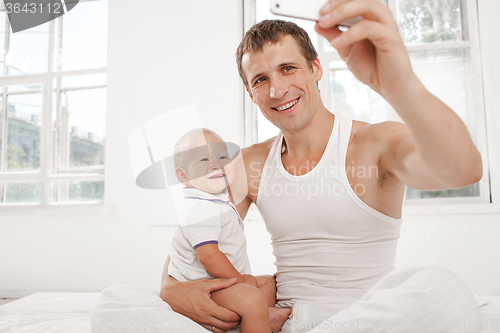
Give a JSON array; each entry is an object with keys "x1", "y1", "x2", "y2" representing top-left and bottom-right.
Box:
[
  {"x1": 175, "y1": 167, "x2": 188, "y2": 185},
  {"x1": 313, "y1": 58, "x2": 323, "y2": 82},
  {"x1": 246, "y1": 86, "x2": 253, "y2": 100}
]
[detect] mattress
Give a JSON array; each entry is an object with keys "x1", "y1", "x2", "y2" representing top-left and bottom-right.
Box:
[{"x1": 0, "y1": 290, "x2": 498, "y2": 332}]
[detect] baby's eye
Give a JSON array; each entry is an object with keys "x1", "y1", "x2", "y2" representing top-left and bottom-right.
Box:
[
  {"x1": 219, "y1": 155, "x2": 229, "y2": 160},
  {"x1": 200, "y1": 157, "x2": 209, "y2": 162}
]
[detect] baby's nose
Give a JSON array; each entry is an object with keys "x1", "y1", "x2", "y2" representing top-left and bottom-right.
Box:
[{"x1": 212, "y1": 160, "x2": 222, "y2": 170}]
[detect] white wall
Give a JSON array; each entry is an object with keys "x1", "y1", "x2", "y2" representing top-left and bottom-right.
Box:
[{"x1": 1, "y1": 0, "x2": 499, "y2": 298}]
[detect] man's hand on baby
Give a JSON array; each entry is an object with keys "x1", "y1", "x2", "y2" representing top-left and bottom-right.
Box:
[
  {"x1": 161, "y1": 277, "x2": 240, "y2": 331},
  {"x1": 242, "y1": 274, "x2": 258, "y2": 288}
]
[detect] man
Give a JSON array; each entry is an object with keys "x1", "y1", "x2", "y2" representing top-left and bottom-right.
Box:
[{"x1": 161, "y1": 0, "x2": 482, "y2": 332}]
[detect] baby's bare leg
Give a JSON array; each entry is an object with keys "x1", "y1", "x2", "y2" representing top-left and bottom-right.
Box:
[
  {"x1": 256, "y1": 275, "x2": 291, "y2": 332},
  {"x1": 211, "y1": 283, "x2": 270, "y2": 333},
  {"x1": 256, "y1": 275, "x2": 276, "y2": 307}
]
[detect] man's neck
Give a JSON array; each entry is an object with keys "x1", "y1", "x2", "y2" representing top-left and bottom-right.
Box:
[{"x1": 281, "y1": 106, "x2": 334, "y2": 162}]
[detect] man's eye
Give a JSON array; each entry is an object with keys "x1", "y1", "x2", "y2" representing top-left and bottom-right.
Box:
[
  {"x1": 283, "y1": 66, "x2": 294, "y2": 72},
  {"x1": 255, "y1": 77, "x2": 266, "y2": 85}
]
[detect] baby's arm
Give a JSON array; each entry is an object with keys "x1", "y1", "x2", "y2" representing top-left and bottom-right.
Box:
[{"x1": 195, "y1": 244, "x2": 257, "y2": 287}]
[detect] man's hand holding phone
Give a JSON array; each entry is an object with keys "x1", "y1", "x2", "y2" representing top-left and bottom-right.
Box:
[
  {"x1": 314, "y1": 0, "x2": 417, "y2": 102},
  {"x1": 270, "y1": 0, "x2": 362, "y2": 26}
]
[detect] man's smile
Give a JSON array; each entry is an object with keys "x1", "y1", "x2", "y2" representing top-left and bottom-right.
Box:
[{"x1": 272, "y1": 98, "x2": 299, "y2": 113}]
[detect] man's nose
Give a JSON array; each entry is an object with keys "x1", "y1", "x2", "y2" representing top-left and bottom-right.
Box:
[{"x1": 269, "y1": 76, "x2": 287, "y2": 99}]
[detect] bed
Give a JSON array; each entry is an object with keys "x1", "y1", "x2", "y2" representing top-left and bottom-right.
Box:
[{"x1": 0, "y1": 286, "x2": 499, "y2": 333}]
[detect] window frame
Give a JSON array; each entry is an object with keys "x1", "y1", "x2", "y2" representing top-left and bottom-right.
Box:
[
  {"x1": 0, "y1": 0, "x2": 107, "y2": 206},
  {"x1": 243, "y1": 0, "x2": 493, "y2": 208}
]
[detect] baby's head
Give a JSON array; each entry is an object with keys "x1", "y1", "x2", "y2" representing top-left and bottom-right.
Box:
[{"x1": 173, "y1": 128, "x2": 235, "y2": 194}]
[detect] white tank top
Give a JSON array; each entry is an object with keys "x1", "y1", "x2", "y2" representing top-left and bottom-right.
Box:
[{"x1": 256, "y1": 113, "x2": 402, "y2": 308}]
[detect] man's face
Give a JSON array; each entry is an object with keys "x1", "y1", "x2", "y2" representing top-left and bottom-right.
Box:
[
  {"x1": 177, "y1": 133, "x2": 235, "y2": 195},
  {"x1": 242, "y1": 35, "x2": 323, "y2": 134}
]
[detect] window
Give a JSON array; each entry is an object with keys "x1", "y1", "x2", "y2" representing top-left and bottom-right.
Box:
[
  {"x1": 246, "y1": 0, "x2": 490, "y2": 204},
  {"x1": 0, "y1": 0, "x2": 108, "y2": 205}
]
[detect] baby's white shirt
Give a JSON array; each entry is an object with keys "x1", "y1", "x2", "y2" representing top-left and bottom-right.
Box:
[{"x1": 168, "y1": 187, "x2": 251, "y2": 282}]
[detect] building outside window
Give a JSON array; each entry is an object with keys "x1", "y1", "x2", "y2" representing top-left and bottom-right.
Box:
[
  {"x1": 0, "y1": 0, "x2": 108, "y2": 205},
  {"x1": 246, "y1": 0, "x2": 490, "y2": 204}
]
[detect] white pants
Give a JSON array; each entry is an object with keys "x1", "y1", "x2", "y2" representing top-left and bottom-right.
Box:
[
  {"x1": 90, "y1": 266, "x2": 479, "y2": 333},
  {"x1": 281, "y1": 266, "x2": 480, "y2": 333}
]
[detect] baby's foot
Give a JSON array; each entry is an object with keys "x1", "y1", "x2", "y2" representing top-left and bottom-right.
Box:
[{"x1": 269, "y1": 307, "x2": 291, "y2": 332}]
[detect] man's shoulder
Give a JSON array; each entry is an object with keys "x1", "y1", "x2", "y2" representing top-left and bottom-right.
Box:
[
  {"x1": 350, "y1": 120, "x2": 407, "y2": 147},
  {"x1": 241, "y1": 136, "x2": 276, "y2": 169},
  {"x1": 238, "y1": 137, "x2": 276, "y2": 205}
]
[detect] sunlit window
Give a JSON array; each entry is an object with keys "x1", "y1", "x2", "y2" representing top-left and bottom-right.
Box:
[{"x1": 0, "y1": 0, "x2": 108, "y2": 205}]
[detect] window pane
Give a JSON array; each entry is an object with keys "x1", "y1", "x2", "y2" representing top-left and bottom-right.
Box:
[
  {"x1": 407, "y1": 183, "x2": 479, "y2": 199},
  {"x1": 50, "y1": 180, "x2": 104, "y2": 202},
  {"x1": 3, "y1": 182, "x2": 44, "y2": 203},
  {"x1": 57, "y1": 88, "x2": 106, "y2": 168},
  {"x1": 7, "y1": 21, "x2": 50, "y2": 75},
  {"x1": 396, "y1": 0, "x2": 463, "y2": 44},
  {"x1": 59, "y1": 0, "x2": 108, "y2": 71},
  {"x1": 406, "y1": 48, "x2": 480, "y2": 199},
  {"x1": 7, "y1": 82, "x2": 43, "y2": 93},
  {"x1": 6, "y1": 91, "x2": 43, "y2": 171},
  {"x1": 410, "y1": 49, "x2": 471, "y2": 132},
  {"x1": 61, "y1": 73, "x2": 107, "y2": 89},
  {"x1": 328, "y1": 61, "x2": 400, "y2": 124},
  {"x1": 51, "y1": 88, "x2": 57, "y2": 173},
  {"x1": 0, "y1": 11, "x2": 6, "y2": 76}
]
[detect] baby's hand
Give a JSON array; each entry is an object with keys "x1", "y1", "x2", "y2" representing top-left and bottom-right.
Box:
[{"x1": 242, "y1": 274, "x2": 258, "y2": 288}]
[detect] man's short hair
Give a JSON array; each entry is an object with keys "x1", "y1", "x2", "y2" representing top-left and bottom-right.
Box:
[{"x1": 236, "y1": 19, "x2": 318, "y2": 89}]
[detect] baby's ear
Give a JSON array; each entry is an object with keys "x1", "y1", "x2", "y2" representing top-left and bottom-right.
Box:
[{"x1": 175, "y1": 167, "x2": 189, "y2": 185}]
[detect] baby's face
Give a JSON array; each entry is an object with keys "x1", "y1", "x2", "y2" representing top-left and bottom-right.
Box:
[{"x1": 179, "y1": 133, "x2": 235, "y2": 194}]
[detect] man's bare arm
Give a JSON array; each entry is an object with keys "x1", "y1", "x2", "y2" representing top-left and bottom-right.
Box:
[{"x1": 377, "y1": 95, "x2": 481, "y2": 190}]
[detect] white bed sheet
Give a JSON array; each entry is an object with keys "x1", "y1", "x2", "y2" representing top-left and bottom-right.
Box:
[
  {"x1": 0, "y1": 292, "x2": 100, "y2": 333},
  {"x1": 0, "y1": 290, "x2": 499, "y2": 333}
]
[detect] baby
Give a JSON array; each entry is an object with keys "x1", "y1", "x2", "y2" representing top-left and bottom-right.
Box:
[{"x1": 167, "y1": 128, "x2": 290, "y2": 333}]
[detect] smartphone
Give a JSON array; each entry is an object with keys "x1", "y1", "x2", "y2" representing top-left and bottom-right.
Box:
[{"x1": 270, "y1": 0, "x2": 362, "y2": 27}]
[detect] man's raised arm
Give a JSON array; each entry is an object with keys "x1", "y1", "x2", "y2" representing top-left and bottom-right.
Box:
[{"x1": 315, "y1": 0, "x2": 482, "y2": 189}]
